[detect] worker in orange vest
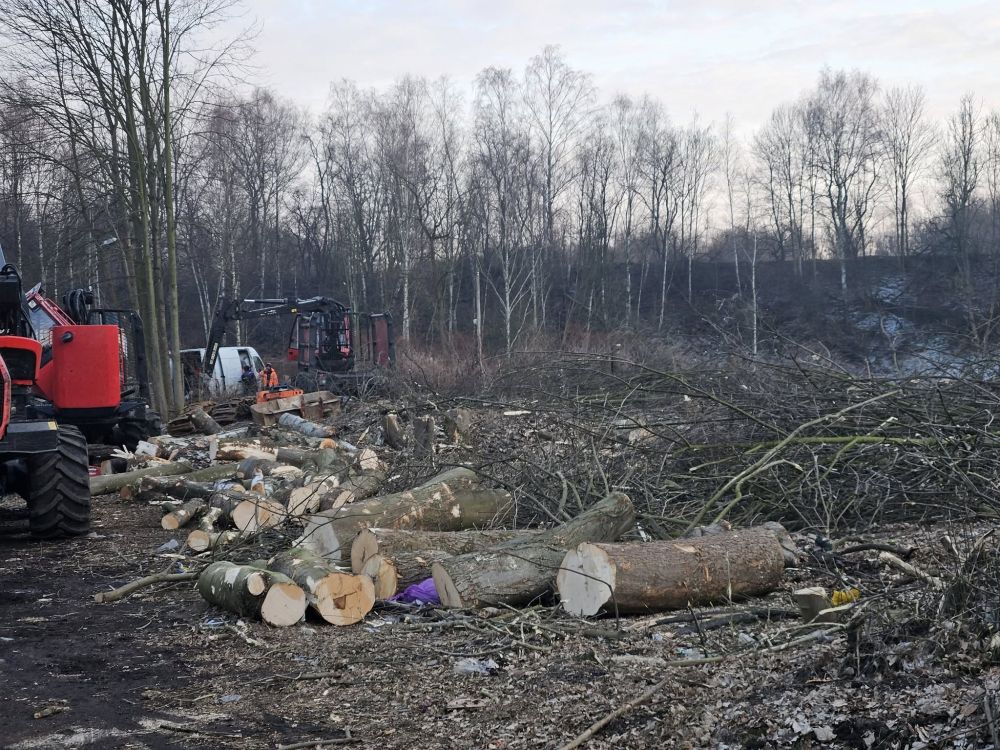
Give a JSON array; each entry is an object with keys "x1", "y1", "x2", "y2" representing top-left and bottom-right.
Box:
[{"x1": 260, "y1": 362, "x2": 279, "y2": 389}]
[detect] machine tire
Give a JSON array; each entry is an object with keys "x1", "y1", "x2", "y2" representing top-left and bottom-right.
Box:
[
  {"x1": 26, "y1": 426, "x2": 91, "y2": 538},
  {"x1": 115, "y1": 411, "x2": 161, "y2": 451}
]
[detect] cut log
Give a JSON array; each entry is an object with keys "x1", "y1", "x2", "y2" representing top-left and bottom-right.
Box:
[
  {"x1": 189, "y1": 406, "x2": 222, "y2": 435},
  {"x1": 269, "y1": 548, "x2": 375, "y2": 625},
  {"x1": 432, "y1": 492, "x2": 636, "y2": 609},
  {"x1": 360, "y1": 550, "x2": 453, "y2": 600},
  {"x1": 350, "y1": 528, "x2": 536, "y2": 575},
  {"x1": 197, "y1": 561, "x2": 306, "y2": 627},
  {"x1": 161, "y1": 498, "x2": 206, "y2": 530},
  {"x1": 320, "y1": 468, "x2": 387, "y2": 511},
  {"x1": 556, "y1": 529, "x2": 786, "y2": 617},
  {"x1": 301, "y1": 487, "x2": 511, "y2": 562},
  {"x1": 215, "y1": 442, "x2": 278, "y2": 462},
  {"x1": 287, "y1": 478, "x2": 340, "y2": 518},
  {"x1": 126, "y1": 463, "x2": 239, "y2": 501},
  {"x1": 275, "y1": 446, "x2": 348, "y2": 473},
  {"x1": 91, "y1": 460, "x2": 193, "y2": 496},
  {"x1": 413, "y1": 415, "x2": 435, "y2": 456},
  {"x1": 187, "y1": 529, "x2": 241, "y2": 553},
  {"x1": 231, "y1": 497, "x2": 287, "y2": 533},
  {"x1": 382, "y1": 413, "x2": 405, "y2": 449},
  {"x1": 354, "y1": 448, "x2": 383, "y2": 472},
  {"x1": 197, "y1": 506, "x2": 223, "y2": 532},
  {"x1": 278, "y1": 412, "x2": 335, "y2": 438},
  {"x1": 360, "y1": 554, "x2": 398, "y2": 600}
]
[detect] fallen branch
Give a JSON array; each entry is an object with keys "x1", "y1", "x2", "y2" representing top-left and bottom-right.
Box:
[{"x1": 94, "y1": 569, "x2": 200, "y2": 603}]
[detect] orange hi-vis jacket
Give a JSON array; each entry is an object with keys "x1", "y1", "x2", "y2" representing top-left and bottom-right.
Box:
[{"x1": 260, "y1": 367, "x2": 278, "y2": 388}]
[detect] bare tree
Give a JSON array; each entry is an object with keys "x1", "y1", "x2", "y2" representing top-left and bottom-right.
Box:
[{"x1": 881, "y1": 85, "x2": 936, "y2": 259}]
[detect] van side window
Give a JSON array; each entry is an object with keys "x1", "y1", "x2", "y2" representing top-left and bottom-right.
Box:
[
  {"x1": 238, "y1": 349, "x2": 252, "y2": 369},
  {"x1": 253, "y1": 355, "x2": 264, "y2": 372}
]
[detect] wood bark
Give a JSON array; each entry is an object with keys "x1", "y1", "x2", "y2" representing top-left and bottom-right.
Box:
[
  {"x1": 277, "y1": 412, "x2": 335, "y2": 438},
  {"x1": 269, "y1": 548, "x2": 374, "y2": 626},
  {"x1": 432, "y1": 492, "x2": 636, "y2": 609},
  {"x1": 319, "y1": 468, "x2": 386, "y2": 511},
  {"x1": 350, "y1": 527, "x2": 536, "y2": 575},
  {"x1": 91, "y1": 460, "x2": 193, "y2": 496},
  {"x1": 197, "y1": 561, "x2": 306, "y2": 626},
  {"x1": 556, "y1": 529, "x2": 786, "y2": 616},
  {"x1": 301, "y1": 487, "x2": 511, "y2": 562},
  {"x1": 189, "y1": 406, "x2": 222, "y2": 435},
  {"x1": 161, "y1": 498, "x2": 205, "y2": 530},
  {"x1": 287, "y1": 478, "x2": 340, "y2": 517}
]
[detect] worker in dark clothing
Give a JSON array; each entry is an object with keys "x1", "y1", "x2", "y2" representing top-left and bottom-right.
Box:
[
  {"x1": 260, "y1": 362, "x2": 279, "y2": 389},
  {"x1": 240, "y1": 364, "x2": 257, "y2": 396}
]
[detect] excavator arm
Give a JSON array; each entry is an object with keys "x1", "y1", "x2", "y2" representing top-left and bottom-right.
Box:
[{"x1": 201, "y1": 296, "x2": 353, "y2": 377}]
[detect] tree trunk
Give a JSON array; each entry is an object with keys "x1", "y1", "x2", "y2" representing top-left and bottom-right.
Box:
[
  {"x1": 187, "y1": 529, "x2": 241, "y2": 553},
  {"x1": 432, "y1": 492, "x2": 635, "y2": 609},
  {"x1": 232, "y1": 497, "x2": 287, "y2": 533},
  {"x1": 197, "y1": 561, "x2": 306, "y2": 627},
  {"x1": 556, "y1": 529, "x2": 785, "y2": 617},
  {"x1": 350, "y1": 527, "x2": 537, "y2": 575},
  {"x1": 189, "y1": 406, "x2": 222, "y2": 435},
  {"x1": 92, "y1": 461, "x2": 194, "y2": 496}
]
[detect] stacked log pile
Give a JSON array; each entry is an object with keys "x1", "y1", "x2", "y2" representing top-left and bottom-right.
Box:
[{"x1": 94, "y1": 400, "x2": 796, "y2": 629}]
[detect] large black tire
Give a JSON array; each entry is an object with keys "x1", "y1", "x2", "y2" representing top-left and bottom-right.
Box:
[
  {"x1": 26, "y1": 426, "x2": 91, "y2": 538},
  {"x1": 114, "y1": 411, "x2": 162, "y2": 451}
]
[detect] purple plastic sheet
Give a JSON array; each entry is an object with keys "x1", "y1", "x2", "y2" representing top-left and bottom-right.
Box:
[{"x1": 388, "y1": 577, "x2": 440, "y2": 605}]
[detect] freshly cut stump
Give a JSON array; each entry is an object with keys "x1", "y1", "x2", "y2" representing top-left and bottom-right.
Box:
[
  {"x1": 197, "y1": 561, "x2": 306, "y2": 626},
  {"x1": 556, "y1": 529, "x2": 785, "y2": 616}
]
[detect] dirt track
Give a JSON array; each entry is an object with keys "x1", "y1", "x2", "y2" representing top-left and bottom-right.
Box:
[{"x1": 1, "y1": 493, "x2": 994, "y2": 749}]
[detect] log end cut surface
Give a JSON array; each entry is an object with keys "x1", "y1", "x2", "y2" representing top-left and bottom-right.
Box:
[
  {"x1": 431, "y1": 562, "x2": 461, "y2": 608},
  {"x1": 261, "y1": 583, "x2": 307, "y2": 627},
  {"x1": 314, "y1": 572, "x2": 376, "y2": 626},
  {"x1": 557, "y1": 543, "x2": 617, "y2": 617}
]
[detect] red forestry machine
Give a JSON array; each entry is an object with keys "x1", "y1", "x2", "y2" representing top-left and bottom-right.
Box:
[
  {"x1": 0, "y1": 247, "x2": 163, "y2": 538},
  {"x1": 0, "y1": 254, "x2": 91, "y2": 537},
  {"x1": 194, "y1": 296, "x2": 394, "y2": 396}
]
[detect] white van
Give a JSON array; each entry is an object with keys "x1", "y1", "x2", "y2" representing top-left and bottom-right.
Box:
[{"x1": 180, "y1": 346, "x2": 266, "y2": 399}]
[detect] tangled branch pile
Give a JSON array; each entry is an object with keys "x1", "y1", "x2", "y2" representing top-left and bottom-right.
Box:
[{"x1": 474, "y1": 354, "x2": 1000, "y2": 535}]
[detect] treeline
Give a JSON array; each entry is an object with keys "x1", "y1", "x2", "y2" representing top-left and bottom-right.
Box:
[{"x1": 1, "y1": 1, "x2": 999, "y2": 413}]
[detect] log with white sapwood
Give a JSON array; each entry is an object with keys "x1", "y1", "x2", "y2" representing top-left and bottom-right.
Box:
[
  {"x1": 350, "y1": 527, "x2": 538, "y2": 575},
  {"x1": 319, "y1": 468, "x2": 387, "y2": 511},
  {"x1": 91, "y1": 460, "x2": 194, "y2": 496},
  {"x1": 269, "y1": 548, "x2": 375, "y2": 625},
  {"x1": 432, "y1": 492, "x2": 636, "y2": 609},
  {"x1": 123, "y1": 463, "x2": 241, "y2": 501},
  {"x1": 197, "y1": 561, "x2": 306, "y2": 627},
  {"x1": 287, "y1": 477, "x2": 340, "y2": 517},
  {"x1": 354, "y1": 448, "x2": 384, "y2": 472},
  {"x1": 187, "y1": 528, "x2": 242, "y2": 553},
  {"x1": 299, "y1": 481, "x2": 510, "y2": 561},
  {"x1": 197, "y1": 506, "x2": 223, "y2": 531},
  {"x1": 382, "y1": 413, "x2": 405, "y2": 449},
  {"x1": 413, "y1": 415, "x2": 435, "y2": 456},
  {"x1": 189, "y1": 406, "x2": 222, "y2": 435},
  {"x1": 556, "y1": 529, "x2": 786, "y2": 617},
  {"x1": 231, "y1": 497, "x2": 287, "y2": 533},
  {"x1": 298, "y1": 466, "x2": 481, "y2": 557},
  {"x1": 278, "y1": 412, "x2": 335, "y2": 438},
  {"x1": 360, "y1": 550, "x2": 452, "y2": 599},
  {"x1": 161, "y1": 498, "x2": 206, "y2": 530}
]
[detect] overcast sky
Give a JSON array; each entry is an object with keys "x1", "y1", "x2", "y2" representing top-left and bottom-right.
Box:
[{"x1": 237, "y1": 0, "x2": 1000, "y2": 130}]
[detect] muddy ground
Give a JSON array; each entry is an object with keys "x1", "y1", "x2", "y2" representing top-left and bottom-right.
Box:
[{"x1": 2, "y1": 487, "x2": 995, "y2": 749}]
